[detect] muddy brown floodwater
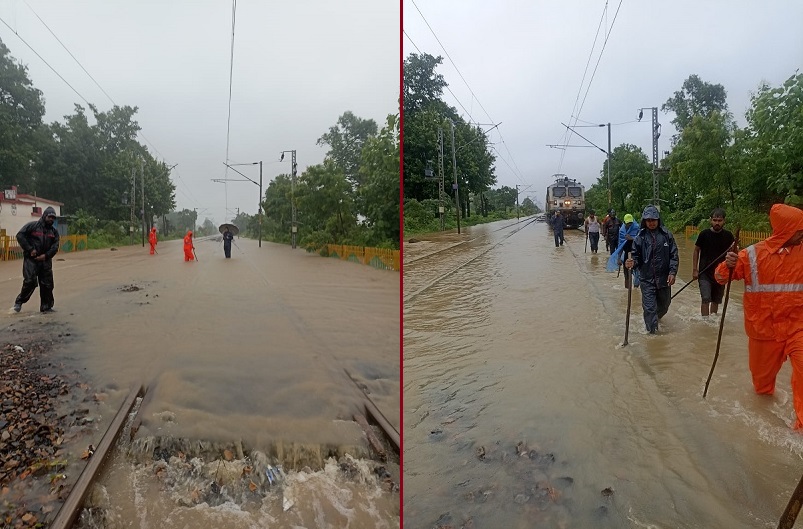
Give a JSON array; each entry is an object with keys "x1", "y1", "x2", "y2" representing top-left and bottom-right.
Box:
[
  {"x1": 404, "y1": 217, "x2": 803, "y2": 529},
  {"x1": 1, "y1": 235, "x2": 399, "y2": 528}
]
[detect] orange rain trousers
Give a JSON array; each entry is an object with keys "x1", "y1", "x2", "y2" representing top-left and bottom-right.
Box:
[
  {"x1": 748, "y1": 331, "x2": 803, "y2": 429},
  {"x1": 183, "y1": 244, "x2": 194, "y2": 261}
]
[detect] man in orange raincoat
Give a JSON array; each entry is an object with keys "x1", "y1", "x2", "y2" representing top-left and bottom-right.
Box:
[
  {"x1": 715, "y1": 204, "x2": 803, "y2": 429},
  {"x1": 183, "y1": 230, "x2": 195, "y2": 261},
  {"x1": 148, "y1": 226, "x2": 158, "y2": 255}
]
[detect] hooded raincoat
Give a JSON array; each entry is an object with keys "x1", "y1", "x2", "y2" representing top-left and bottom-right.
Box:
[
  {"x1": 183, "y1": 231, "x2": 194, "y2": 261},
  {"x1": 14, "y1": 206, "x2": 60, "y2": 311},
  {"x1": 714, "y1": 204, "x2": 803, "y2": 428},
  {"x1": 148, "y1": 227, "x2": 158, "y2": 255},
  {"x1": 630, "y1": 205, "x2": 679, "y2": 333}
]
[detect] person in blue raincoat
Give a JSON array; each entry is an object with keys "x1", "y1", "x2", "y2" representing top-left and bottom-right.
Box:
[
  {"x1": 624, "y1": 205, "x2": 679, "y2": 334},
  {"x1": 617, "y1": 214, "x2": 640, "y2": 288}
]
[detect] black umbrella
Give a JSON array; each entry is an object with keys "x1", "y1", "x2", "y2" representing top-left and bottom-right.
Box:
[{"x1": 218, "y1": 223, "x2": 239, "y2": 236}]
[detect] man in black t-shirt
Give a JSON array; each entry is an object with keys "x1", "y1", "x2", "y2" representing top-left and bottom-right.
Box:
[{"x1": 692, "y1": 207, "x2": 734, "y2": 317}]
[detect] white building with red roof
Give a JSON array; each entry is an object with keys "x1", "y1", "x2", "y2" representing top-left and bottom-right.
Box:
[{"x1": 0, "y1": 186, "x2": 64, "y2": 237}]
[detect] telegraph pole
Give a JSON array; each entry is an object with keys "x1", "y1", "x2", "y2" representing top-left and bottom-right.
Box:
[
  {"x1": 606, "y1": 123, "x2": 612, "y2": 207},
  {"x1": 130, "y1": 167, "x2": 135, "y2": 245},
  {"x1": 291, "y1": 150, "x2": 297, "y2": 249},
  {"x1": 449, "y1": 120, "x2": 461, "y2": 234},
  {"x1": 515, "y1": 185, "x2": 520, "y2": 221},
  {"x1": 638, "y1": 107, "x2": 661, "y2": 208},
  {"x1": 437, "y1": 128, "x2": 445, "y2": 231},
  {"x1": 258, "y1": 161, "x2": 263, "y2": 248},
  {"x1": 140, "y1": 159, "x2": 145, "y2": 247}
]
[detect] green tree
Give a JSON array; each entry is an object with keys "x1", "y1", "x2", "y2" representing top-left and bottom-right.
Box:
[
  {"x1": 262, "y1": 174, "x2": 293, "y2": 242},
  {"x1": 296, "y1": 160, "x2": 355, "y2": 243},
  {"x1": 0, "y1": 38, "x2": 45, "y2": 192},
  {"x1": 743, "y1": 72, "x2": 803, "y2": 205},
  {"x1": 662, "y1": 74, "x2": 731, "y2": 136},
  {"x1": 403, "y1": 53, "x2": 448, "y2": 114},
  {"x1": 359, "y1": 114, "x2": 400, "y2": 247},
  {"x1": 317, "y1": 111, "x2": 378, "y2": 186}
]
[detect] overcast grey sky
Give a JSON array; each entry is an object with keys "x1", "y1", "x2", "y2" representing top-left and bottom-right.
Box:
[
  {"x1": 404, "y1": 0, "x2": 803, "y2": 208},
  {"x1": 0, "y1": 0, "x2": 399, "y2": 225}
]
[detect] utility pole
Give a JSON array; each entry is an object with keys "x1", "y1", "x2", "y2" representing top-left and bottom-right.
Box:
[
  {"x1": 140, "y1": 159, "x2": 145, "y2": 247},
  {"x1": 291, "y1": 151, "x2": 297, "y2": 249},
  {"x1": 638, "y1": 107, "x2": 661, "y2": 208},
  {"x1": 515, "y1": 185, "x2": 520, "y2": 221},
  {"x1": 606, "y1": 123, "x2": 612, "y2": 207},
  {"x1": 437, "y1": 128, "x2": 445, "y2": 231},
  {"x1": 449, "y1": 119, "x2": 461, "y2": 234},
  {"x1": 259, "y1": 160, "x2": 263, "y2": 247},
  {"x1": 130, "y1": 167, "x2": 136, "y2": 245}
]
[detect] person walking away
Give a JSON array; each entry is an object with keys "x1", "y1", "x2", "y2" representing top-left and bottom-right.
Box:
[
  {"x1": 148, "y1": 226, "x2": 158, "y2": 255},
  {"x1": 603, "y1": 210, "x2": 621, "y2": 255},
  {"x1": 714, "y1": 203, "x2": 803, "y2": 429},
  {"x1": 624, "y1": 205, "x2": 679, "y2": 334},
  {"x1": 585, "y1": 210, "x2": 601, "y2": 253},
  {"x1": 551, "y1": 211, "x2": 565, "y2": 247},
  {"x1": 693, "y1": 208, "x2": 733, "y2": 317},
  {"x1": 617, "y1": 213, "x2": 640, "y2": 289},
  {"x1": 12, "y1": 206, "x2": 60, "y2": 313},
  {"x1": 601, "y1": 209, "x2": 612, "y2": 252},
  {"x1": 222, "y1": 227, "x2": 233, "y2": 258},
  {"x1": 183, "y1": 230, "x2": 195, "y2": 261}
]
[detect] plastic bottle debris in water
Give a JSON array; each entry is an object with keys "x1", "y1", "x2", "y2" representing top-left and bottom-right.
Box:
[{"x1": 265, "y1": 468, "x2": 274, "y2": 486}]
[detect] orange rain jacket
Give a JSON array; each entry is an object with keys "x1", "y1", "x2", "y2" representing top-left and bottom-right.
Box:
[
  {"x1": 183, "y1": 231, "x2": 194, "y2": 261},
  {"x1": 715, "y1": 204, "x2": 803, "y2": 341},
  {"x1": 148, "y1": 227, "x2": 158, "y2": 253}
]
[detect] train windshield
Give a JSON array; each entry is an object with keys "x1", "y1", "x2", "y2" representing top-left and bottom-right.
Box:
[
  {"x1": 552, "y1": 187, "x2": 566, "y2": 198},
  {"x1": 568, "y1": 187, "x2": 582, "y2": 197}
]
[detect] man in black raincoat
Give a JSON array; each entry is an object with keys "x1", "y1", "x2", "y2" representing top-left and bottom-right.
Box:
[
  {"x1": 551, "y1": 211, "x2": 565, "y2": 247},
  {"x1": 12, "y1": 206, "x2": 60, "y2": 313},
  {"x1": 222, "y1": 227, "x2": 233, "y2": 258},
  {"x1": 624, "y1": 205, "x2": 679, "y2": 334}
]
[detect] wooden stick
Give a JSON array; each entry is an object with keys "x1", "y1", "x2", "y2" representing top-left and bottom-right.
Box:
[
  {"x1": 778, "y1": 472, "x2": 803, "y2": 529},
  {"x1": 623, "y1": 252, "x2": 632, "y2": 346},
  {"x1": 703, "y1": 228, "x2": 740, "y2": 398}
]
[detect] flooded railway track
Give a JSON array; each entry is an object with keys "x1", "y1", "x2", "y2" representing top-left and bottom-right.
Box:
[{"x1": 404, "y1": 217, "x2": 539, "y2": 303}]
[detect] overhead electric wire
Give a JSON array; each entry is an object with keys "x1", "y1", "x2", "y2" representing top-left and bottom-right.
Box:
[
  {"x1": 557, "y1": 0, "x2": 624, "y2": 174},
  {"x1": 0, "y1": 14, "x2": 90, "y2": 106},
  {"x1": 407, "y1": 1, "x2": 528, "y2": 186},
  {"x1": 222, "y1": 0, "x2": 238, "y2": 216},
  {"x1": 33, "y1": 17, "x2": 176, "y2": 180},
  {"x1": 557, "y1": 1, "x2": 609, "y2": 170},
  {"x1": 0, "y1": 10, "x2": 206, "y2": 213}
]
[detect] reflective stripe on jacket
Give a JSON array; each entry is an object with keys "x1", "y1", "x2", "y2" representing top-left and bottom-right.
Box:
[{"x1": 715, "y1": 204, "x2": 803, "y2": 341}]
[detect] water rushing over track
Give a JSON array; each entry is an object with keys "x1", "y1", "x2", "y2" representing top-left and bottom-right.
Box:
[{"x1": 404, "y1": 218, "x2": 803, "y2": 529}]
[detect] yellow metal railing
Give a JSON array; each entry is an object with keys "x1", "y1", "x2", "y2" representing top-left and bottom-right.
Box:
[
  {"x1": 685, "y1": 227, "x2": 769, "y2": 247},
  {"x1": 318, "y1": 244, "x2": 400, "y2": 271},
  {"x1": 1, "y1": 234, "x2": 88, "y2": 261}
]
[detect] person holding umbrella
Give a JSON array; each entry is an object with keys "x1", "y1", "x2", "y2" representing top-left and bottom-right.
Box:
[{"x1": 223, "y1": 227, "x2": 233, "y2": 258}]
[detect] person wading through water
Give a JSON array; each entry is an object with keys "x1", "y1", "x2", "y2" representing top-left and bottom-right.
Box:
[
  {"x1": 624, "y1": 205, "x2": 679, "y2": 334},
  {"x1": 603, "y1": 210, "x2": 621, "y2": 256},
  {"x1": 222, "y1": 227, "x2": 233, "y2": 258},
  {"x1": 585, "y1": 210, "x2": 601, "y2": 253},
  {"x1": 617, "y1": 213, "x2": 640, "y2": 289},
  {"x1": 183, "y1": 230, "x2": 195, "y2": 261},
  {"x1": 11, "y1": 206, "x2": 60, "y2": 313},
  {"x1": 551, "y1": 211, "x2": 565, "y2": 247},
  {"x1": 148, "y1": 226, "x2": 158, "y2": 255},
  {"x1": 693, "y1": 207, "x2": 734, "y2": 317},
  {"x1": 715, "y1": 203, "x2": 803, "y2": 429}
]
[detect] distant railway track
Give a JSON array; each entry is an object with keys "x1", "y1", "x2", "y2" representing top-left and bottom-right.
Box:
[
  {"x1": 404, "y1": 216, "x2": 537, "y2": 268},
  {"x1": 404, "y1": 217, "x2": 539, "y2": 303}
]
